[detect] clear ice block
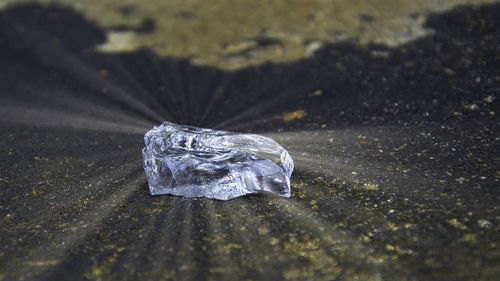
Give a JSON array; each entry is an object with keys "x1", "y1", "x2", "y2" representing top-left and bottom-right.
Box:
[{"x1": 142, "y1": 122, "x2": 294, "y2": 200}]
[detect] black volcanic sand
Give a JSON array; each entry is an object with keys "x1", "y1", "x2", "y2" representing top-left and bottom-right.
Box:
[{"x1": 1, "y1": 3, "x2": 499, "y2": 281}]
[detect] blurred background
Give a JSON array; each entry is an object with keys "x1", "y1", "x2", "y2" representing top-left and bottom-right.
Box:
[{"x1": 0, "y1": 0, "x2": 499, "y2": 280}]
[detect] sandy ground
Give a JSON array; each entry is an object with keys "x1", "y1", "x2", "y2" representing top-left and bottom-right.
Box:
[{"x1": 1, "y1": 0, "x2": 498, "y2": 69}]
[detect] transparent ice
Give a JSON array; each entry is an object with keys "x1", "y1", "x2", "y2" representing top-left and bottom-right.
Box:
[{"x1": 142, "y1": 122, "x2": 294, "y2": 200}]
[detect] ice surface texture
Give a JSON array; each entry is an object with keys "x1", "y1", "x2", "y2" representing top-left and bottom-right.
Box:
[{"x1": 142, "y1": 122, "x2": 294, "y2": 200}]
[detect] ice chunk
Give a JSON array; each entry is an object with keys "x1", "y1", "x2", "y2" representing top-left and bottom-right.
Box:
[{"x1": 142, "y1": 122, "x2": 294, "y2": 200}]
